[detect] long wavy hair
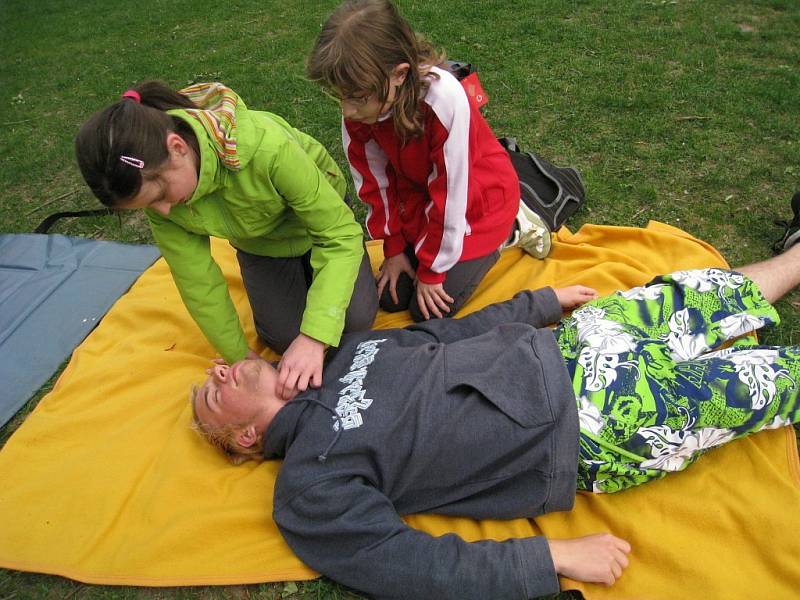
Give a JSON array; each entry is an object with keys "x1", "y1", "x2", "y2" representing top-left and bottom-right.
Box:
[
  {"x1": 307, "y1": 0, "x2": 446, "y2": 143},
  {"x1": 75, "y1": 81, "x2": 199, "y2": 207}
]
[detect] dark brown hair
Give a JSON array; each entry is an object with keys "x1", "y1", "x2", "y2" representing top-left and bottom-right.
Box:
[
  {"x1": 307, "y1": 0, "x2": 446, "y2": 142},
  {"x1": 75, "y1": 81, "x2": 199, "y2": 207}
]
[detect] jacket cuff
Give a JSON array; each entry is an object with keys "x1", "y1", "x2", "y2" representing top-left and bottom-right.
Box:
[
  {"x1": 222, "y1": 341, "x2": 249, "y2": 365},
  {"x1": 533, "y1": 287, "x2": 564, "y2": 326},
  {"x1": 382, "y1": 235, "x2": 407, "y2": 258},
  {"x1": 416, "y1": 264, "x2": 446, "y2": 285},
  {"x1": 300, "y1": 314, "x2": 343, "y2": 349},
  {"x1": 515, "y1": 536, "x2": 561, "y2": 598}
]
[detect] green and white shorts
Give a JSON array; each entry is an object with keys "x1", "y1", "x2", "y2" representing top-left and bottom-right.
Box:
[{"x1": 554, "y1": 268, "x2": 800, "y2": 493}]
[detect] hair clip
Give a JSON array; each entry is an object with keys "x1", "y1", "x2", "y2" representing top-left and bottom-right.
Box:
[
  {"x1": 120, "y1": 155, "x2": 145, "y2": 169},
  {"x1": 121, "y1": 89, "x2": 141, "y2": 103}
]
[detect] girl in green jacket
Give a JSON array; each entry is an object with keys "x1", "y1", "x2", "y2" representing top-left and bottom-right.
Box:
[{"x1": 75, "y1": 81, "x2": 378, "y2": 399}]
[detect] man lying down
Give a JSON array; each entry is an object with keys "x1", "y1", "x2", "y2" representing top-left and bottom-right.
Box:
[{"x1": 191, "y1": 243, "x2": 800, "y2": 600}]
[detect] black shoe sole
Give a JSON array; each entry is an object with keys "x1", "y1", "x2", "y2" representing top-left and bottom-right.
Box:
[
  {"x1": 772, "y1": 192, "x2": 800, "y2": 254},
  {"x1": 782, "y1": 228, "x2": 800, "y2": 252}
]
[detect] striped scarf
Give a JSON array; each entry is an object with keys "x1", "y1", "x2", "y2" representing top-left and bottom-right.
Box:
[{"x1": 179, "y1": 82, "x2": 241, "y2": 171}]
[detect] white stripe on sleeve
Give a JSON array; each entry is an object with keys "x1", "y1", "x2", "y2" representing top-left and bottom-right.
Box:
[
  {"x1": 425, "y1": 66, "x2": 470, "y2": 272},
  {"x1": 342, "y1": 119, "x2": 392, "y2": 238}
]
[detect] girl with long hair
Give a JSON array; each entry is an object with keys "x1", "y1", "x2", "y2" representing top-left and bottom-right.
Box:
[{"x1": 308, "y1": 0, "x2": 550, "y2": 321}]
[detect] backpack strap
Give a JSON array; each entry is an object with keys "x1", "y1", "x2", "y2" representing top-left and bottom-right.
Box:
[
  {"x1": 34, "y1": 208, "x2": 117, "y2": 234},
  {"x1": 444, "y1": 60, "x2": 474, "y2": 80}
]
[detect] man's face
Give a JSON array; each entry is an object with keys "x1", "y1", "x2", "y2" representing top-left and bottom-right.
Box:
[{"x1": 194, "y1": 360, "x2": 276, "y2": 430}]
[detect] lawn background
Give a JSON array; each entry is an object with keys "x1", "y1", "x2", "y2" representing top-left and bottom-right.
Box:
[{"x1": 1, "y1": 0, "x2": 798, "y2": 598}]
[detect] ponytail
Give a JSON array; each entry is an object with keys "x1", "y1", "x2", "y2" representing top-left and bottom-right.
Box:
[{"x1": 75, "y1": 81, "x2": 198, "y2": 207}]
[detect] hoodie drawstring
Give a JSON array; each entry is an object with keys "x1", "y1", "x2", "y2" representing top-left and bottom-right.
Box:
[{"x1": 303, "y1": 398, "x2": 344, "y2": 463}]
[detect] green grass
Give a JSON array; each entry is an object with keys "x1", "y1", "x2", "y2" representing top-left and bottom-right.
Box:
[{"x1": 1, "y1": 0, "x2": 799, "y2": 598}]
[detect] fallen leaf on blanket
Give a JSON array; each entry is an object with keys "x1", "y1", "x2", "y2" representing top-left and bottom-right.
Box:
[{"x1": 163, "y1": 343, "x2": 176, "y2": 351}]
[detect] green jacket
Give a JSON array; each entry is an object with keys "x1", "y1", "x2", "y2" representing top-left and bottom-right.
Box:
[{"x1": 146, "y1": 86, "x2": 364, "y2": 363}]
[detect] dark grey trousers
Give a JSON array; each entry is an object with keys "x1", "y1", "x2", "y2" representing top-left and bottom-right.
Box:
[
  {"x1": 379, "y1": 245, "x2": 500, "y2": 322},
  {"x1": 237, "y1": 248, "x2": 378, "y2": 353}
]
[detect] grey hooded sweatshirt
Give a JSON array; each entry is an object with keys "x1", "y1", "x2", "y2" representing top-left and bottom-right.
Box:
[{"x1": 264, "y1": 288, "x2": 579, "y2": 599}]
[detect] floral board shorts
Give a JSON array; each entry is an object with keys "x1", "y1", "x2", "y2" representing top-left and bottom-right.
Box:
[{"x1": 554, "y1": 268, "x2": 800, "y2": 493}]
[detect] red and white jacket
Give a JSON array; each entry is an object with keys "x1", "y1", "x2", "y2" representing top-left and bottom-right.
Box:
[{"x1": 342, "y1": 66, "x2": 519, "y2": 284}]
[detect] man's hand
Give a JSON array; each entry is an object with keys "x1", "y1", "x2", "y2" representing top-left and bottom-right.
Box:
[
  {"x1": 547, "y1": 533, "x2": 631, "y2": 586},
  {"x1": 276, "y1": 333, "x2": 325, "y2": 400},
  {"x1": 415, "y1": 281, "x2": 454, "y2": 320},
  {"x1": 377, "y1": 253, "x2": 416, "y2": 304},
  {"x1": 554, "y1": 285, "x2": 599, "y2": 311}
]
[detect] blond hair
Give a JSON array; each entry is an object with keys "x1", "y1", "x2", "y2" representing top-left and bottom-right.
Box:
[
  {"x1": 308, "y1": 0, "x2": 446, "y2": 142},
  {"x1": 190, "y1": 386, "x2": 264, "y2": 465}
]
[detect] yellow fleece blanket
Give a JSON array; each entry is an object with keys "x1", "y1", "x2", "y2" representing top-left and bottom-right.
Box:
[{"x1": 0, "y1": 222, "x2": 798, "y2": 598}]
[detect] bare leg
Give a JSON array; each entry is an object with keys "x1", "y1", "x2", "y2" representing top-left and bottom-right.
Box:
[{"x1": 736, "y1": 244, "x2": 800, "y2": 304}]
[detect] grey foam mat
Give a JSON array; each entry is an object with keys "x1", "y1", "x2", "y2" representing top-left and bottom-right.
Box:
[{"x1": 0, "y1": 234, "x2": 160, "y2": 427}]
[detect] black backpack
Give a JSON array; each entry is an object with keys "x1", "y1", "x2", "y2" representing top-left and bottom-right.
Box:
[{"x1": 498, "y1": 137, "x2": 586, "y2": 232}]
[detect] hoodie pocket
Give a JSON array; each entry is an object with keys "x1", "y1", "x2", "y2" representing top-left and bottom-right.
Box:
[{"x1": 444, "y1": 329, "x2": 556, "y2": 429}]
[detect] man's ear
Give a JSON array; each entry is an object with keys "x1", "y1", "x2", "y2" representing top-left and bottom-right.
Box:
[
  {"x1": 390, "y1": 63, "x2": 410, "y2": 87},
  {"x1": 235, "y1": 425, "x2": 259, "y2": 448}
]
